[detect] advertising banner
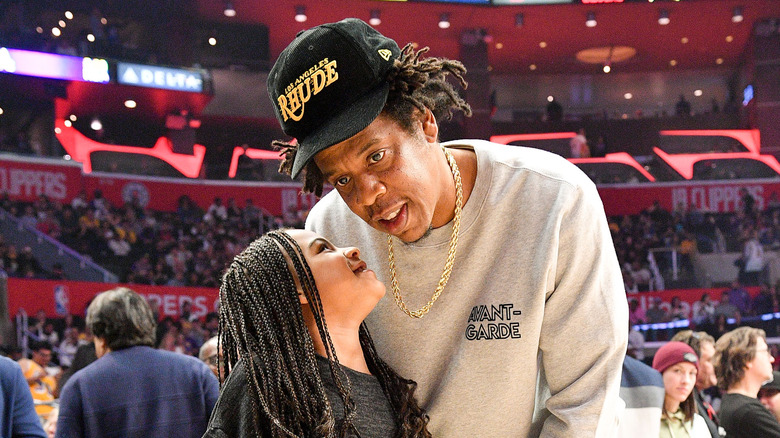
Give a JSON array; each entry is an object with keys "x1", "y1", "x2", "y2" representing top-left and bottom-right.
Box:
[
  {"x1": 7, "y1": 278, "x2": 219, "y2": 321},
  {"x1": 0, "y1": 158, "x2": 83, "y2": 204},
  {"x1": 598, "y1": 180, "x2": 780, "y2": 216}
]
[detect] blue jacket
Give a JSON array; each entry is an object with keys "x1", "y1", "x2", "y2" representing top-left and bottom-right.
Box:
[
  {"x1": 0, "y1": 356, "x2": 46, "y2": 438},
  {"x1": 56, "y1": 346, "x2": 219, "y2": 438}
]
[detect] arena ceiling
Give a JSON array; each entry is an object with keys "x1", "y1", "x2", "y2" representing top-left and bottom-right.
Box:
[{"x1": 195, "y1": 0, "x2": 780, "y2": 75}]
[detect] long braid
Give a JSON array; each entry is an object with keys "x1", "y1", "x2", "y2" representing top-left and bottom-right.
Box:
[
  {"x1": 273, "y1": 232, "x2": 360, "y2": 437},
  {"x1": 219, "y1": 230, "x2": 431, "y2": 437},
  {"x1": 219, "y1": 233, "x2": 333, "y2": 437},
  {"x1": 276, "y1": 44, "x2": 470, "y2": 196},
  {"x1": 360, "y1": 326, "x2": 431, "y2": 438}
]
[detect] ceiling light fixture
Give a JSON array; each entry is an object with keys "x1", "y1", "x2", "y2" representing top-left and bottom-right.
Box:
[
  {"x1": 69, "y1": 114, "x2": 77, "y2": 121},
  {"x1": 65, "y1": 11, "x2": 73, "y2": 20},
  {"x1": 295, "y1": 6, "x2": 307, "y2": 23},
  {"x1": 603, "y1": 46, "x2": 614, "y2": 73},
  {"x1": 529, "y1": 64, "x2": 537, "y2": 71},
  {"x1": 224, "y1": 2, "x2": 236, "y2": 17},
  {"x1": 208, "y1": 37, "x2": 217, "y2": 46},
  {"x1": 694, "y1": 89, "x2": 703, "y2": 97},
  {"x1": 624, "y1": 93, "x2": 633, "y2": 100},
  {"x1": 438, "y1": 13, "x2": 450, "y2": 29},
  {"x1": 732, "y1": 7, "x2": 743, "y2": 23},
  {"x1": 125, "y1": 100, "x2": 137, "y2": 109},
  {"x1": 90, "y1": 118, "x2": 102, "y2": 131},
  {"x1": 0, "y1": 107, "x2": 4, "y2": 115},
  {"x1": 515, "y1": 13, "x2": 524, "y2": 28},
  {"x1": 586, "y1": 12, "x2": 597, "y2": 28},
  {"x1": 51, "y1": 27, "x2": 61, "y2": 37},
  {"x1": 547, "y1": 95, "x2": 554, "y2": 103},
  {"x1": 369, "y1": 10, "x2": 381, "y2": 26},
  {"x1": 59, "y1": 20, "x2": 66, "y2": 28},
  {"x1": 658, "y1": 9, "x2": 670, "y2": 25},
  {"x1": 87, "y1": 33, "x2": 95, "y2": 42}
]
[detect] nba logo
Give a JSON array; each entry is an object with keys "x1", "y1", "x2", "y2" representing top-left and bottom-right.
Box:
[{"x1": 54, "y1": 285, "x2": 69, "y2": 316}]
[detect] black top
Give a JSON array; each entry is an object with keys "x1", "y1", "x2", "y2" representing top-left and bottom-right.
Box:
[
  {"x1": 204, "y1": 355, "x2": 397, "y2": 438},
  {"x1": 719, "y1": 392, "x2": 780, "y2": 438},
  {"x1": 694, "y1": 390, "x2": 720, "y2": 438}
]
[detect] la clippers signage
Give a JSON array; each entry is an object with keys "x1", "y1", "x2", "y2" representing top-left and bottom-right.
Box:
[
  {"x1": 7, "y1": 278, "x2": 218, "y2": 320},
  {"x1": 0, "y1": 158, "x2": 82, "y2": 202}
]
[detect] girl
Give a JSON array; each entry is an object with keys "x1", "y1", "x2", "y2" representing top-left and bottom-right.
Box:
[
  {"x1": 652, "y1": 341, "x2": 710, "y2": 438},
  {"x1": 204, "y1": 230, "x2": 430, "y2": 438}
]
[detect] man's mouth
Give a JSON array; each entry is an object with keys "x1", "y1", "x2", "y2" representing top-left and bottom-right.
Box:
[{"x1": 377, "y1": 204, "x2": 407, "y2": 232}]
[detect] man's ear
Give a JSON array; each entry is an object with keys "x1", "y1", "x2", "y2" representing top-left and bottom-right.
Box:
[{"x1": 421, "y1": 107, "x2": 439, "y2": 143}]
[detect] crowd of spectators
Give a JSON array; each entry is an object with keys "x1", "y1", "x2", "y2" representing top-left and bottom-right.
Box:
[
  {"x1": 3, "y1": 181, "x2": 779, "y2": 294},
  {"x1": 0, "y1": 190, "x2": 307, "y2": 285}
]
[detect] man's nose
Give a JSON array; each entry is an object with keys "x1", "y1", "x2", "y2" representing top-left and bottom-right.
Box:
[{"x1": 354, "y1": 174, "x2": 386, "y2": 207}]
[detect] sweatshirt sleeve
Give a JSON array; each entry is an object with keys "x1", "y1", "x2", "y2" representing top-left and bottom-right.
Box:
[{"x1": 538, "y1": 179, "x2": 628, "y2": 437}]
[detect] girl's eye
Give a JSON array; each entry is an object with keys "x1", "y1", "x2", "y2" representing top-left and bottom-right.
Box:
[
  {"x1": 369, "y1": 151, "x2": 384, "y2": 164},
  {"x1": 335, "y1": 176, "x2": 350, "y2": 187}
]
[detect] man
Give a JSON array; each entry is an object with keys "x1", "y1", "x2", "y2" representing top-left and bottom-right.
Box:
[
  {"x1": 713, "y1": 291, "x2": 740, "y2": 320},
  {"x1": 198, "y1": 336, "x2": 223, "y2": 380},
  {"x1": 269, "y1": 18, "x2": 627, "y2": 436},
  {"x1": 0, "y1": 355, "x2": 46, "y2": 437},
  {"x1": 56, "y1": 287, "x2": 219, "y2": 437},
  {"x1": 713, "y1": 326, "x2": 780, "y2": 437},
  {"x1": 759, "y1": 371, "x2": 780, "y2": 423},
  {"x1": 17, "y1": 341, "x2": 56, "y2": 419},
  {"x1": 671, "y1": 330, "x2": 722, "y2": 437}
]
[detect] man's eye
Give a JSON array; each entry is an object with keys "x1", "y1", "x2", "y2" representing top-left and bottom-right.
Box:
[
  {"x1": 369, "y1": 151, "x2": 384, "y2": 164},
  {"x1": 335, "y1": 176, "x2": 350, "y2": 186}
]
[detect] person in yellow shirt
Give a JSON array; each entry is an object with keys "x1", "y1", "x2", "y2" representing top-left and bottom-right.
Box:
[{"x1": 18, "y1": 341, "x2": 56, "y2": 419}]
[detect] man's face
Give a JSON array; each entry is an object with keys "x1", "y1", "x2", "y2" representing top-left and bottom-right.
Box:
[
  {"x1": 32, "y1": 348, "x2": 51, "y2": 367},
  {"x1": 696, "y1": 342, "x2": 718, "y2": 390},
  {"x1": 747, "y1": 337, "x2": 775, "y2": 383},
  {"x1": 313, "y1": 111, "x2": 450, "y2": 243},
  {"x1": 760, "y1": 388, "x2": 780, "y2": 422}
]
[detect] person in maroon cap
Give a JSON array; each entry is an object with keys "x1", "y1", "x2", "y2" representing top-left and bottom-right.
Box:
[{"x1": 652, "y1": 341, "x2": 710, "y2": 437}]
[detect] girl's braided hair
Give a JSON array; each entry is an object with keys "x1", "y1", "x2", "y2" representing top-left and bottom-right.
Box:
[
  {"x1": 218, "y1": 230, "x2": 431, "y2": 437},
  {"x1": 275, "y1": 44, "x2": 472, "y2": 196}
]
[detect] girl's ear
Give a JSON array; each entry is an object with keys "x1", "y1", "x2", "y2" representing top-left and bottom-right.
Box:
[{"x1": 298, "y1": 290, "x2": 308, "y2": 305}]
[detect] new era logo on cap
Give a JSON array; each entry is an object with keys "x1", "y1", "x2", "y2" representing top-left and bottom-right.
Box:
[{"x1": 378, "y1": 49, "x2": 393, "y2": 61}]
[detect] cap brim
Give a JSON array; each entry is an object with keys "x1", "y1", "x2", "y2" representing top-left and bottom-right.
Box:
[{"x1": 291, "y1": 82, "x2": 390, "y2": 179}]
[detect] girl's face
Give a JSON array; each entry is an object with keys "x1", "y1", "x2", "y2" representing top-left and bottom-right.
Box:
[
  {"x1": 663, "y1": 362, "x2": 697, "y2": 405},
  {"x1": 287, "y1": 230, "x2": 385, "y2": 322}
]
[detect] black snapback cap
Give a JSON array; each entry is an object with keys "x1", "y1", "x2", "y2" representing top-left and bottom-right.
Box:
[{"x1": 267, "y1": 18, "x2": 401, "y2": 179}]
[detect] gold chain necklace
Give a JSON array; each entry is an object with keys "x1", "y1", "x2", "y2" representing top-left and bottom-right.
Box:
[{"x1": 388, "y1": 147, "x2": 462, "y2": 319}]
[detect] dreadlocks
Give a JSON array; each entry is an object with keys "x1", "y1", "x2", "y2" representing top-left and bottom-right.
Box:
[
  {"x1": 218, "y1": 230, "x2": 431, "y2": 438},
  {"x1": 276, "y1": 44, "x2": 472, "y2": 196}
]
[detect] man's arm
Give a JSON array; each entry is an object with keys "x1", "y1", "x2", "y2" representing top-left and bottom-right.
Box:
[
  {"x1": 9, "y1": 361, "x2": 46, "y2": 437},
  {"x1": 538, "y1": 180, "x2": 628, "y2": 437}
]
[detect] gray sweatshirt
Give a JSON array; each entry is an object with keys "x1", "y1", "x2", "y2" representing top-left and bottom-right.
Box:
[{"x1": 306, "y1": 140, "x2": 628, "y2": 437}]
